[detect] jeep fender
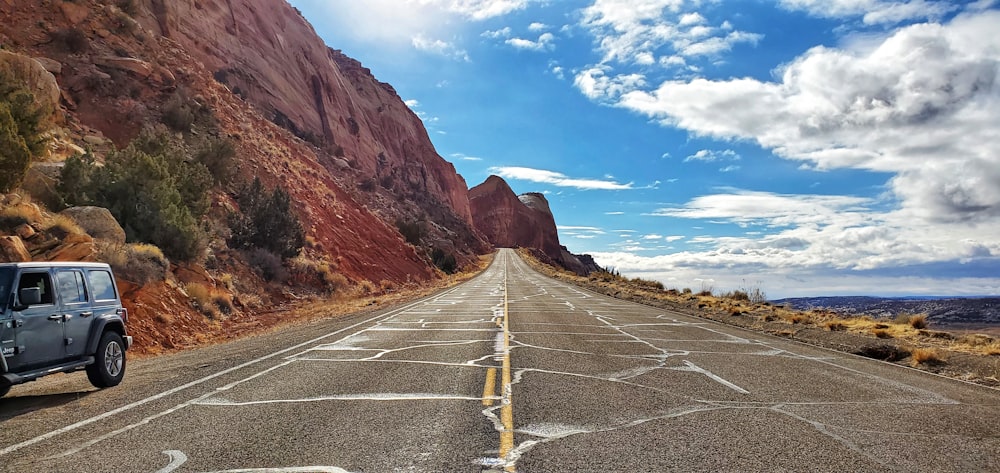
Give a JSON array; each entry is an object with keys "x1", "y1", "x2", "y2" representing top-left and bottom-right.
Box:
[{"x1": 86, "y1": 316, "x2": 126, "y2": 355}]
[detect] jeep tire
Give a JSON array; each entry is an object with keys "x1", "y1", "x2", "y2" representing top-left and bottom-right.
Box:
[
  {"x1": 86, "y1": 331, "x2": 126, "y2": 388},
  {"x1": 0, "y1": 380, "x2": 10, "y2": 398}
]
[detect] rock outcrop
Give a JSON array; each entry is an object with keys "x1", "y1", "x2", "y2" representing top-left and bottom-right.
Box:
[
  {"x1": 469, "y1": 175, "x2": 596, "y2": 275},
  {"x1": 59, "y1": 206, "x2": 126, "y2": 244},
  {"x1": 0, "y1": 0, "x2": 487, "y2": 283},
  {"x1": 136, "y1": 0, "x2": 485, "y2": 256}
]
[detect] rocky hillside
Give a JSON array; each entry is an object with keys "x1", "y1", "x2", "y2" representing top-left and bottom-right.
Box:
[
  {"x1": 0, "y1": 1, "x2": 594, "y2": 353},
  {"x1": 775, "y1": 296, "x2": 1000, "y2": 330},
  {"x1": 469, "y1": 175, "x2": 597, "y2": 275},
  {"x1": 0, "y1": 0, "x2": 486, "y2": 280}
]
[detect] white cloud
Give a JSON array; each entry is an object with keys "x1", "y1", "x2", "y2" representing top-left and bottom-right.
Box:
[
  {"x1": 579, "y1": 0, "x2": 762, "y2": 65},
  {"x1": 719, "y1": 165, "x2": 741, "y2": 172},
  {"x1": 665, "y1": 235, "x2": 685, "y2": 242},
  {"x1": 489, "y1": 166, "x2": 639, "y2": 190},
  {"x1": 777, "y1": 0, "x2": 961, "y2": 25},
  {"x1": 684, "y1": 149, "x2": 740, "y2": 163},
  {"x1": 412, "y1": 34, "x2": 470, "y2": 60},
  {"x1": 291, "y1": 0, "x2": 537, "y2": 55},
  {"x1": 528, "y1": 22, "x2": 550, "y2": 31},
  {"x1": 614, "y1": 11, "x2": 1000, "y2": 226},
  {"x1": 505, "y1": 32, "x2": 556, "y2": 51},
  {"x1": 573, "y1": 66, "x2": 647, "y2": 101},
  {"x1": 404, "y1": 99, "x2": 420, "y2": 108},
  {"x1": 649, "y1": 190, "x2": 874, "y2": 228},
  {"x1": 482, "y1": 26, "x2": 513, "y2": 38},
  {"x1": 605, "y1": 211, "x2": 625, "y2": 215},
  {"x1": 450, "y1": 152, "x2": 483, "y2": 161},
  {"x1": 643, "y1": 233, "x2": 664, "y2": 240}
]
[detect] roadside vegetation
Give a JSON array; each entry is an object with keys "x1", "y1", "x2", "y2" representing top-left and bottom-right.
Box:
[{"x1": 516, "y1": 249, "x2": 1000, "y2": 386}]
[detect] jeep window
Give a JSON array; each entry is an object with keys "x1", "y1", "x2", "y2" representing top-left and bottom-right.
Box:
[
  {"x1": 88, "y1": 270, "x2": 117, "y2": 301},
  {"x1": 56, "y1": 270, "x2": 89, "y2": 304},
  {"x1": 18, "y1": 271, "x2": 54, "y2": 305},
  {"x1": 0, "y1": 267, "x2": 12, "y2": 308}
]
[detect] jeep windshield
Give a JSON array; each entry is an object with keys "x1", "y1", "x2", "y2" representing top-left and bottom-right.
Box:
[{"x1": 0, "y1": 266, "x2": 12, "y2": 309}]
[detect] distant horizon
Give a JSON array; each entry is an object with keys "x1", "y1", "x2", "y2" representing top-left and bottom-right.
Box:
[{"x1": 291, "y1": 0, "x2": 1000, "y2": 298}]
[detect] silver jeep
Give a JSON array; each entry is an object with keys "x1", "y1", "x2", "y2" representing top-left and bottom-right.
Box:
[{"x1": 0, "y1": 262, "x2": 133, "y2": 398}]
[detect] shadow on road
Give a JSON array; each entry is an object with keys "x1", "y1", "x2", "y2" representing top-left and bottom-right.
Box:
[{"x1": 0, "y1": 389, "x2": 94, "y2": 421}]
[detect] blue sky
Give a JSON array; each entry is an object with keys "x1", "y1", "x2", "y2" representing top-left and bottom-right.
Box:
[{"x1": 288, "y1": 0, "x2": 1000, "y2": 298}]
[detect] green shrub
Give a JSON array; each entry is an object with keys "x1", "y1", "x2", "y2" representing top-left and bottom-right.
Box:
[
  {"x1": 395, "y1": 219, "x2": 423, "y2": 245},
  {"x1": 0, "y1": 104, "x2": 31, "y2": 193},
  {"x1": 51, "y1": 28, "x2": 90, "y2": 54},
  {"x1": 194, "y1": 136, "x2": 236, "y2": 185},
  {"x1": 246, "y1": 248, "x2": 288, "y2": 282},
  {"x1": 0, "y1": 69, "x2": 52, "y2": 192},
  {"x1": 58, "y1": 128, "x2": 211, "y2": 261},
  {"x1": 228, "y1": 177, "x2": 304, "y2": 259},
  {"x1": 431, "y1": 248, "x2": 457, "y2": 274}
]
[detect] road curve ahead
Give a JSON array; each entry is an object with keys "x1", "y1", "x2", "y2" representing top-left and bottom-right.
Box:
[{"x1": 1, "y1": 248, "x2": 999, "y2": 472}]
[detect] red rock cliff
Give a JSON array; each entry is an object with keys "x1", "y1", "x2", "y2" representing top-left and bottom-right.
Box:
[
  {"x1": 469, "y1": 176, "x2": 562, "y2": 257},
  {"x1": 139, "y1": 0, "x2": 481, "y2": 245},
  {"x1": 0, "y1": 0, "x2": 486, "y2": 283}
]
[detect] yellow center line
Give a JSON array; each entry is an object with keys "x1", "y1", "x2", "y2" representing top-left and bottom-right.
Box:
[
  {"x1": 482, "y1": 368, "x2": 497, "y2": 406},
  {"x1": 499, "y1": 260, "x2": 515, "y2": 469}
]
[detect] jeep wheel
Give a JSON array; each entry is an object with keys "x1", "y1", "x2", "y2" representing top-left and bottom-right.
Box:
[
  {"x1": 0, "y1": 380, "x2": 10, "y2": 398},
  {"x1": 86, "y1": 331, "x2": 126, "y2": 388}
]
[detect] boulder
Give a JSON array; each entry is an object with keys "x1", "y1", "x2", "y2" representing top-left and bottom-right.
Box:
[
  {"x1": 59, "y1": 1, "x2": 91, "y2": 25},
  {"x1": 0, "y1": 50, "x2": 60, "y2": 118},
  {"x1": 32, "y1": 57, "x2": 62, "y2": 75},
  {"x1": 94, "y1": 56, "x2": 154, "y2": 79},
  {"x1": 59, "y1": 206, "x2": 126, "y2": 244},
  {"x1": 0, "y1": 236, "x2": 30, "y2": 262},
  {"x1": 43, "y1": 233, "x2": 96, "y2": 261}
]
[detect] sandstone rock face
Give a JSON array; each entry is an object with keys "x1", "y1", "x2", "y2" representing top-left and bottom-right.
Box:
[
  {"x1": 469, "y1": 176, "x2": 562, "y2": 259},
  {"x1": 470, "y1": 176, "x2": 598, "y2": 275},
  {"x1": 60, "y1": 206, "x2": 126, "y2": 244},
  {"x1": 0, "y1": 0, "x2": 481, "y2": 284},
  {"x1": 141, "y1": 0, "x2": 481, "y2": 249},
  {"x1": 0, "y1": 236, "x2": 30, "y2": 262}
]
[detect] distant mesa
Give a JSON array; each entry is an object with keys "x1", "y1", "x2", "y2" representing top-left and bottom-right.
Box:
[{"x1": 469, "y1": 175, "x2": 598, "y2": 275}]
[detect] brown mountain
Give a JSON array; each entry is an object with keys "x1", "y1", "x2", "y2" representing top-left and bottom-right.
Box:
[
  {"x1": 469, "y1": 175, "x2": 597, "y2": 275},
  {"x1": 0, "y1": 0, "x2": 486, "y2": 284}
]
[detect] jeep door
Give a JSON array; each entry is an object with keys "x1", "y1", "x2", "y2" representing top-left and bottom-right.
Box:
[
  {"x1": 10, "y1": 270, "x2": 64, "y2": 371},
  {"x1": 55, "y1": 269, "x2": 92, "y2": 359}
]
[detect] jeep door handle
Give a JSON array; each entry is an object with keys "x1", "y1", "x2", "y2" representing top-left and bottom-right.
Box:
[
  {"x1": 80, "y1": 312, "x2": 93, "y2": 318},
  {"x1": 48, "y1": 314, "x2": 63, "y2": 321}
]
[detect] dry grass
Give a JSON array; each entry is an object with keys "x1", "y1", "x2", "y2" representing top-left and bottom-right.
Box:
[
  {"x1": 44, "y1": 214, "x2": 85, "y2": 236},
  {"x1": 185, "y1": 282, "x2": 219, "y2": 318},
  {"x1": 825, "y1": 321, "x2": 847, "y2": 331},
  {"x1": 895, "y1": 313, "x2": 929, "y2": 329},
  {"x1": 910, "y1": 347, "x2": 944, "y2": 366},
  {"x1": 872, "y1": 328, "x2": 893, "y2": 339}
]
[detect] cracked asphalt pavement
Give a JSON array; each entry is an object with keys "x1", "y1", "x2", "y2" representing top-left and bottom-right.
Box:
[{"x1": 1, "y1": 248, "x2": 998, "y2": 472}]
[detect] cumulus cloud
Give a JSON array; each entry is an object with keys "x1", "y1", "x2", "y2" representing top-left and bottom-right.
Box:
[
  {"x1": 489, "y1": 166, "x2": 640, "y2": 190},
  {"x1": 579, "y1": 0, "x2": 762, "y2": 65},
  {"x1": 648, "y1": 190, "x2": 875, "y2": 228},
  {"x1": 412, "y1": 34, "x2": 470, "y2": 60},
  {"x1": 574, "y1": 66, "x2": 647, "y2": 101},
  {"x1": 684, "y1": 149, "x2": 740, "y2": 163},
  {"x1": 482, "y1": 26, "x2": 513, "y2": 38},
  {"x1": 614, "y1": 11, "x2": 1000, "y2": 225},
  {"x1": 291, "y1": 0, "x2": 537, "y2": 55},
  {"x1": 506, "y1": 32, "x2": 556, "y2": 51},
  {"x1": 777, "y1": 0, "x2": 961, "y2": 25}
]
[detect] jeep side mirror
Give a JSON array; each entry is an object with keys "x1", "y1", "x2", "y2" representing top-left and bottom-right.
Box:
[{"x1": 18, "y1": 287, "x2": 42, "y2": 307}]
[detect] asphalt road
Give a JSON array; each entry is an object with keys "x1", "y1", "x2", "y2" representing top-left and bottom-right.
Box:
[{"x1": 1, "y1": 248, "x2": 998, "y2": 472}]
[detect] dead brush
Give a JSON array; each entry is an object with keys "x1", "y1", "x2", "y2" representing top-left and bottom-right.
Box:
[
  {"x1": 825, "y1": 321, "x2": 847, "y2": 331},
  {"x1": 873, "y1": 328, "x2": 893, "y2": 339},
  {"x1": 894, "y1": 313, "x2": 929, "y2": 329},
  {"x1": 910, "y1": 347, "x2": 944, "y2": 367}
]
